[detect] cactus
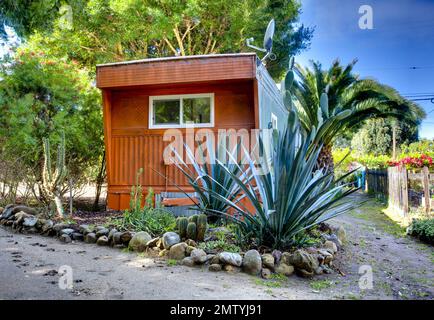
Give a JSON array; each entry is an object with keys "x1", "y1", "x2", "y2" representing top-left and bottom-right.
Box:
[
  {"x1": 186, "y1": 222, "x2": 197, "y2": 240},
  {"x1": 177, "y1": 217, "x2": 189, "y2": 238},
  {"x1": 42, "y1": 132, "x2": 67, "y2": 218},
  {"x1": 281, "y1": 55, "x2": 295, "y2": 111},
  {"x1": 196, "y1": 214, "x2": 207, "y2": 241},
  {"x1": 188, "y1": 214, "x2": 198, "y2": 224}
]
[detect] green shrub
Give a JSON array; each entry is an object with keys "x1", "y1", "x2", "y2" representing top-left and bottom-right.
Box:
[
  {"x1": 407, "y1": 218, "x2": 434, "y2": 244},
  {"x1": 198, "y1": 240, "x2": 241, "y2": 253},
  {"x1": 110, "y1": 169, "x2": 176, "y2": 236}
]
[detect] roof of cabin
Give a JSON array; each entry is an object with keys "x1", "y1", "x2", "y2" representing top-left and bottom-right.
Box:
[
  {"x1": 96, "y1": 52, "x2": 257, "y2": 68},
  {"x1": 96, "y1": 53, "x2": 260, "y2": 89}
]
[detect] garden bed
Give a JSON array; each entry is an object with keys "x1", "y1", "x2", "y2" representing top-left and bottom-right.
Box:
[{"x1": 0, "y1": 203, "x2": 348, "y2": 280}]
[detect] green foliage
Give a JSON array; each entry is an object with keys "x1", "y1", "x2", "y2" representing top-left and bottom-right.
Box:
[
  {"x1": 112, "y1": 175, "x2": 176, "y2": 236},
  {"x1": 192, "y1": 111, "x2": 358, "y2": 249},
  {"x1": 293, "y1": 59, "x2": 425, "y2": 151},
  {"x1": 0, "y1": 46, "x2": 103, "y2": 197},
  {"x1": 310, "y1": 279, "x2": 334, "y2": 290},
  {"x1": 356, "y1": 154, "x2": 392, "y2": 169},
  {"x1": 167, "y1": 259, "x2": 178, "y2": 266},
  {"x1": 1, "y1": 0, "x2": 312, "y2": 80},
  {"x1": 351, "y1": 118, "x2": 419, "y2": 156},
  {"x1": 401, "y1": 139, "x2": 434, "y2": 159},
  {"x1": 407, "y1": 218, "x2": 434, "y2": 245},
  {"x1": 198, "y1": 239, "x2": 241, "y2": 253}
]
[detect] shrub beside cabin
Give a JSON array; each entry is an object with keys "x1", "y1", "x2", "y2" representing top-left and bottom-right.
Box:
[{"x1": 96, "y1": 53, "x2": 287, "y2": 211}]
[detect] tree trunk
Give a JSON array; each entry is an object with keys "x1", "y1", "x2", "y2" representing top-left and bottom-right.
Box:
[{"x1": 316, "y1": 144, "x2": 335, "y2": 176}]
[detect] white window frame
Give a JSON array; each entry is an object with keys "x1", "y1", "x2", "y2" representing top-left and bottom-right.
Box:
[{"x1": 149, "y1": 93, "x2": 215, "y2": 129}]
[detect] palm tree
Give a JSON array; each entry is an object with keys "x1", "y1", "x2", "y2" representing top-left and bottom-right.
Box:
[{"x1": 292, "y1": 59, "x2": 425, "y2": 173}]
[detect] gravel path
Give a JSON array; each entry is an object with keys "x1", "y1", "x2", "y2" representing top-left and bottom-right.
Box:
[{"x1": 0, "y1": 193, "x2": 432, "y2": 300}]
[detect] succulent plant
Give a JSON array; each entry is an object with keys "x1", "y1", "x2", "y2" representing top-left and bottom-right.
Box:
[
  {"x1": 196, "y1": 214, "x2": 207, "y2": 241},
  {"x1": 176, "y1": 217, "x2": 188, "y2": 239},
  {"x1": 188, "y1": 214, "x2": 198, "y2": 224},
  {"x1": 186, "y1": 222, "x2": 197, "y2": 240}
]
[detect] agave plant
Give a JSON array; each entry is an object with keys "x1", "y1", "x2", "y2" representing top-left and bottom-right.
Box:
[
  {"x1": 198, "y1": 110, "x2": 358, "y2": 249},
  {"x1": 170, "y1": 136, "x2": 251, "y2": 219}
]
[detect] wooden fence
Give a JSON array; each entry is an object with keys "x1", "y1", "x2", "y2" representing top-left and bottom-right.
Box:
[{"x1": 365, "y1": 166, "x2": 433, "y2": 215}]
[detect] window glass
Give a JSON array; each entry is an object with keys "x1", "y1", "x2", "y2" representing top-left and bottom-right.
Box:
[
  {"x1": 153, "y1": 99, "x2": 180, "y2": 125},
  {"x1": 183, "y1": 97, "x2": 211, "y2": 124}
]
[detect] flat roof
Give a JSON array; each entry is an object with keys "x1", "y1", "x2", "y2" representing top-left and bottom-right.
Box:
[{"x1": 96, "y1": 53, "x2": 257, "y2": 68}]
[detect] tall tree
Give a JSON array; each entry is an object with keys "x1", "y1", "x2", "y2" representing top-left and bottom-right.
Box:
[
  {"x1": 293, "y1": 59, "x2": 425, "y2": 173},
  {"x1": 0, "y1": 0, "x2": 312, "y2": 79}
]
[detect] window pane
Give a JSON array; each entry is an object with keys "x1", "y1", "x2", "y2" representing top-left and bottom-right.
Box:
[
  {"x1": 153, "y1": 99, "x2": 180, "y2": 125},
  {"x1": 183, "y1": 97, "x2": 211, "y2": 124}
]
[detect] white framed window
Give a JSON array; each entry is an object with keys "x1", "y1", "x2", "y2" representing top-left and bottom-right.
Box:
[
  {"x1": 271, "y1": 113, "x2": 278, "y2": 130},
  {"x1": 149, "y1": 93, "x2": 214, "y2": 129}
]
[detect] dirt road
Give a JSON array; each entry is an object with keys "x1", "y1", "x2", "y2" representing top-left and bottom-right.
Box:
[{"x1": 0, "y1": 194, "x2": 432, "y2": 300}]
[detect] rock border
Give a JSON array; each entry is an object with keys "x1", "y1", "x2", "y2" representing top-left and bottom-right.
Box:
[{"x1": 0, "y1": 204, "x2": 346, "y2": 279}]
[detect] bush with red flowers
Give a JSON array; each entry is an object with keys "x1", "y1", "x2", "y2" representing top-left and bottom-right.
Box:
[{"x1": 387, "y1": 154, "x2": 433, "y2": 169}]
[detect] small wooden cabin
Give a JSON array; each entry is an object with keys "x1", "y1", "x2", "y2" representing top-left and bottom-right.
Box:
[{"x1": 96, "y1": 53, "x2": 286, "y2": 211}]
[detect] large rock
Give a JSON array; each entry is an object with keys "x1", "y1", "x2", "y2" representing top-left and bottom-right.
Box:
[
  {"x1": 60, "y1": 228, "x2": 75, "y2": 236},
  {"x1": 97, "y1": 236, "x2": 109, "y2": 246},
  {"x1": 120, "y1": 231, "x2": 133, "y2": 245},
  {"x1": 128, "y1": 231, "x2": 152, "y2": 252},
  {"x1": 162, "y1": 232, "x2": 181, "y2": 249},
  {"x1": 79, "y1": 224, "x2": 93, "y2": 235},
  {"x1": 59, "y1": 234, "x2": 72, "y2": 243},
  {"x1": 190, "y1": 248, "x2": 207, "y2": 264},
  {"x1": 12, "y1": 205, "x2": 37, "y2": 216},
  {"x1": 261, "y1": 268, "x2": 272, "y2": 279},
  {"x1": 112, "y1": 232, "x2": 124, "y2": 245},
  {"x1": 84, "y1": 232, "x2": 97, "y2": 243},
  {"x1": 72, "y1": 232, "x2": 84, "y2": 241},
  {"x1": 261, "y1": 253, "x2": 275, "y2": 270},
  {"x1": 41, "y1": 220, "x2": 54, "y2": 234},
  {"x1": 23, "y1": 216, "x2": 38, "y2": 228},
  {"x1": 336, "y1": 225, "x2": 347, "y2": 244},
  {"x1": 181, "y1": 257, "x2": 195, "y2": 267},
  {"x1": 218, "y1": 252, "x2": 242, "y2": 267},
  {"x1": 108, "y1": 228, "x2": 118, "y2": 243},
  {"x1": 323, "y1": 240, "x2": 338, "y2": 254},
  {"x1": 275, "y1": 263, "x2": 294, "y2": 276},
  {"x1": 242, "y1": 250, "x2": 262, "y2": 275},
  {"x1": 209, "y1": 264, "x2": 222, "y2": 272},
  {"x1": 96, "y1": 227, "x2": 109, "y2": 238},
  {"x1": 223, "y1": 265, "x2": 241, "y2": 273},
  {"x1": 168, "y1": 242, "x2": 188, "y2": 260},
  {"x1": 285, "y1": 249, "x2": 319, "y2": 273},
  {"x1": 0, "y1": 204, "x2": 15, "y2": 220},
  {"x1": 53, "y1": 223, "x2": 72, "y2": 234}
]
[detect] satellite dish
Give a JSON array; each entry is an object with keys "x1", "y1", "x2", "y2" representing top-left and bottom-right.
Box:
[
  {"x1": 246, "y1": 19, "x2": 276, "y2": 65},
  {"x1": 263, "y1": 19, "x2": 275, "y2": 52}
]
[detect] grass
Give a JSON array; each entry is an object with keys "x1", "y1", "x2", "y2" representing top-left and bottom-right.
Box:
[
  {"x1": 167, "y1": 259, "x2": 178, "y2": 266},
  {"x1": 349, "y1": 198, "x2": 406, "y2": 238},
  {"x1": 309, "y1": 279, "x2": 334, "y2": 291},
  {"x1": 254, "y1": 279, "x2": 283, "y2": 288},
  {"x1": 253, "y1": 273, "x2": 289, "y2": 288}
]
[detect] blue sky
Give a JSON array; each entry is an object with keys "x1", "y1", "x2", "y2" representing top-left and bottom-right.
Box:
[{"x1": 297, "y1": 0, "x2": 434, "y2": 138}]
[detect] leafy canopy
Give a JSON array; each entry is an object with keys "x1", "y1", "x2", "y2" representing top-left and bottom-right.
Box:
[{"x1": 0, "y1": 0, "x2": 313, "y2": 79}]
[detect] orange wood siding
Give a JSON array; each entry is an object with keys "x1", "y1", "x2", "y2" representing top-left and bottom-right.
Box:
[
  {"x1": 104, "y1": 81, "x2": 255, "y2": 210},
  {"x1": 97, "y1": 55, "x2": 256, "y2": 89}
]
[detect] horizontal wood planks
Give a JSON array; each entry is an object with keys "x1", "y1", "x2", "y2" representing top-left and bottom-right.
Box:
[{"x1": 97, "y1": 54, "x2": 256, "y2": 88}]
